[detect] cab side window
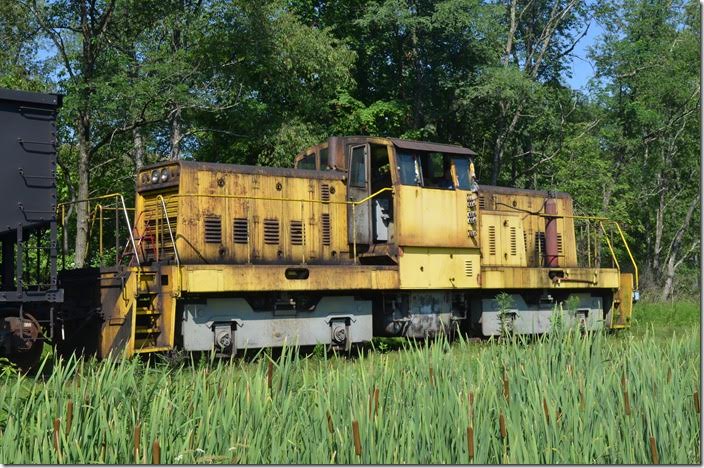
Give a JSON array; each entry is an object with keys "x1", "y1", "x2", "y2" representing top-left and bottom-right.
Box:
[
  {"x1": 397, "y1": 151, "x2": 422, "y2": 186},
  {"x1": 370, "y1": 144, "x2": 391, "y2": 191},
  {"x1": 453, "y1": 157, "x2": 471, "y2": 190},
  {"x1": 422, "y1": 152, "x2": 454, "y2": 190},
  {"x1": 349, "y1": 146, "x2": 367, "y2": 188},
  {"x1": 320, "y1": 148, "x2": 329, "y2": 169},
  {"x1": 299, "y1": 153, "x2": 316, "y2": 170}
]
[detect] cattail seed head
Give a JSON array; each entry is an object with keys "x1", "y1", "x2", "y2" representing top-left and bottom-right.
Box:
[
  {"x1": 542, "y1": 398, "x2": 550, "y2": 425},
  {"x1": 649, "y1": 436, "x2": 659, "y2": 464},
  {"x1": 326, "y1": 411, "x2": 334, "y2": 434},
  {"x1": 694, "y1": 392, "x2": 700, "y2": 414},
  {"x1": 134, "y1": 422, "x2": 141, "y2": 462},
  {"x1": 52, "y1": 418, "x2": 60, "y2": 453},
  {"x1": 499, "y1": 412, "x2": 507, "y2": 440},
  {"x1": 152, "y1": 438, "x2": 160, "y2": 464},
  {"x1": 352, "y1": 420, "x2": 362, "y2": 456},
  {"x1": 65, "y1": 400, "x2": 73, "y2": 435}
]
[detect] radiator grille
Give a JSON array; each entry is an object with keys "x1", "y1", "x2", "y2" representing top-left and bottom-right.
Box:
[
  {"x1": 321, "y1": 213, "x2": 331, "y2": 246},
  {"x1": 233, "y1": 218, "x2": 249, "y2": 244},
  {"x1": 510, "y1": 227, "x2": 517, "y2": 256},
  {"x1": 290, "y1": 220, "x2": 304, "y2": 246},
  {"x1": 204, "y1": 216, "x2": 222, "y2": 244},
  {"x1": 557, "y1": 233, "x2": 563, "y2": 255},
  {"x1": 464, "y1": 260, "x2": 473, "y2": 277},
  {"x1": 141, "y1": 193, "x2": 178, "y2": 260},
  {"x1": 321, "y1": 184, "x2": 330, "y2": 203},
  {"x1": 479, "y1": 195, "x2": 486, "y2": 210},
  {"x1": 488, "y1": 225, "x2": 496, "y2": 256},
  {"x1": 263, "y1": 218, "x2": 280, "y2": 245}
]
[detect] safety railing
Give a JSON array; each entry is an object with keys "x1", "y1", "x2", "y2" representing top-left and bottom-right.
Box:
[
  {"x1": 57, "y1": 193, "x2": 140, "y2": 269},
  {"x1": 157, "y1": 187, "x2": 394, "y2": 265},
  {"x1": 566, "y1": 215, "x2": 639, "y2": 291},
  {"x1": 156, "y1": 194, "x2": 181, "y2": 294},
  {"x1": 58, "y1": 185, "x2": 393, "y2": 272}
]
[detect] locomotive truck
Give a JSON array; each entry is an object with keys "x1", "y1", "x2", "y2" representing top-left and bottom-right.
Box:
[{"x1": 0, "y1": 88, "x2": 639, "y2": 368}]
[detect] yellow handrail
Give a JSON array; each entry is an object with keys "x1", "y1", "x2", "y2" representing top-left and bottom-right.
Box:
[
  {"x1": 167, "y1": 187, "x2": 394, "y2": 264},
  {"x1": 598, "y1": 221, "x2": 620, "y2": 271},
  {"x1": 58, "y1": 193, "x2": 141, "y2": 268},
  {"x1": 156, "y1": 194, "x2": 182, "y2": 295},
  {"x1": 613, "y1": 222, "x2": 639, "y2": 290},
  {"x1": 544, "y1": 213, "x2": 639, "y2": 291},
  {"x1": 168, "y1": 187, "x2": 394, "y2": 207}
]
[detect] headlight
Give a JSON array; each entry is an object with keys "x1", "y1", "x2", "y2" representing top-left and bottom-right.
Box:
[
  {"x1": 151, "y1": 169, "x2": 159, "y2": 184},
  {"x1": 160, "y1": 168, "x2": 169, "y2": 182}
]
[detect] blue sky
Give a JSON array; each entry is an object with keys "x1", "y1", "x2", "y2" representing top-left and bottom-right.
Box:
[{"x1": 565, "y1": 19, "x2": 604, "y2": 91}]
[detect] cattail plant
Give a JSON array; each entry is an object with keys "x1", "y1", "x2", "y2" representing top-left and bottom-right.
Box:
[
  {"x1": 0, "y1": 310, "x2": 699, "y2": 464},
  {"x1": 542, "y1": 398, "x2": 550, "y2": 425},
  {"x1": 65, "y1": 400, "x2": 73, "y2": 435},
  {"x1": 134, "y1": 422, "x2": 141, "y2": 462},
  {"x1": 352, "y1": 420, "x2": 362, "y2": 457},
  {"x1": 649, "y1": 436, "x2": 659, "y2": 464},
  {"x1": 152, "y1": 439, "x2": 160, "y2": 464}
]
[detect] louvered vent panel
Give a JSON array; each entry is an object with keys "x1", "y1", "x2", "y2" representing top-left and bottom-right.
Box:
[
  {"x1": 290, "y1": 220, "x2": 304, "y2": 246},
  {"x1": 510, "y1": 227, "x2": 517, "y2": 256},
  {"x1": 488, "y1": 226, "x2": 496, "y2": 255},
  {"x1": 557, "y1": 234, "x2": 563, "y2": 255},
  {"x1": 233, "y1": 218, "x2": 249, "y2": 244},
  {"x1": 464, "y1": 260, "x2": 473, "y2": 277},
  {"x1": 479, "y1": 195, "x2": 486, "y2": 210},
  {"x1": 535, "y1": 232, "x2": 546, "y2": 256},
  {"x1": 204, "y1": 216, "x2": 222, "y2": 244},
  {"x1": 321, "y1": 184, "x2": 330, "y2": 203},
  {"x1": 263, "y1": 218, "x2": 280, "y2": 245},
  {"x1": 321, "y1": 213, "x2": 331, "y2": 246},
  {"x1": 142, "y1": 194, "x2": 179, "y2": 260}
]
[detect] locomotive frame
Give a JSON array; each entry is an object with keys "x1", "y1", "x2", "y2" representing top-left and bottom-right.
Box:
[{"x1": 0, "y1": 88, "x2": 639, "y2": 368}]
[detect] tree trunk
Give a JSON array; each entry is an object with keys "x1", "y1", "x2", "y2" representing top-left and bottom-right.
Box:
[
  {"x1": 169, "y1": 106, "x2": 182, "y2": 160},
  {"x1": 660, "y1": 193, "x2": 700, "y2": 301},
  {"x1": 660, "y1": 256, "x2": 676, "y2": 301},
  {"x1": 652, "y1": 177, "x2": 665, "y2": 274},
  {"x1": 74, "y1": 115, "x2": 91, "y2": 268},
  {"x1": 133, "y1": 127, "x2": 145, "y2": 171}
]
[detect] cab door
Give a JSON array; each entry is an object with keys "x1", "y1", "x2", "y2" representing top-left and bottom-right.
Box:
[{"x1": 347, "y1": 144, "x2": 371, "y2": 246}]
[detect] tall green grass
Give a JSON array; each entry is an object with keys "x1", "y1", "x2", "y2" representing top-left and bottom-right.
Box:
[{"x1": 0, "y1": 324, "x2": 700, "y2": 463}]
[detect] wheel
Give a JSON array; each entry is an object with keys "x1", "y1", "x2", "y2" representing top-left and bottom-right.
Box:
[{"x1": 1, "y1": 313, "x2": 44, "y2": 373}]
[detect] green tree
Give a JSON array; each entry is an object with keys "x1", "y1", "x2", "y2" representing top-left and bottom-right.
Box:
[{"x1": 591, "y1": 0, "x2": 700, "y2": 299}]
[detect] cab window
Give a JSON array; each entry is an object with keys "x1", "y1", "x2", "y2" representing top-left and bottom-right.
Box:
[
  {"x1": 319, "y1": 147, "x2": 329, "y2": 169},
  {"x1": 397, "y1": 151, "x2": 422, "y2": 186},
  {"x1": 397, "y1": 150, "x2": 454, "y2": 190},
  {"x1": 299, "y1": 153, "x2": 316, "y2": 170},
  {"x1": 422, "y1": 152, "x2": 454, "y2": 189},
  {"x1": 453, "y1": 157, "x2": 471, "y2": 190},
  {"x1": 349, "y1": 146, "x2": 366, "y2": 188}
]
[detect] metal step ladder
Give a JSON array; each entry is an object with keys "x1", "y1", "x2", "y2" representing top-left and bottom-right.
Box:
[{"x1": 132, "y1": 271, "x2": 170, "y2": 354}]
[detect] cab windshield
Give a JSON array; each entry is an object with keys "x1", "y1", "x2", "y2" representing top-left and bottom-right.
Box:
[{"x1": 396, "y1": 150, "x2": 476, "y2": 191}]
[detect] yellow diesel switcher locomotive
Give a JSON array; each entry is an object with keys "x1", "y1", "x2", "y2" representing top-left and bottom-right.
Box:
[
  {"x1": 58, "y1": 135, "x2": 638, "y2": 359},
  {"x1": 0, "y1": 88, "x2": 638, "y2": 365}
]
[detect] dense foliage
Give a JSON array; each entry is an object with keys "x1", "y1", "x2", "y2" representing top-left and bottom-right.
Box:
[
  {"x1": 1, "y1": 0, "x2": 699, "y2": 298},
  {"x1": 0, "y1": 311, "x2": 699, "y2": 463}
]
